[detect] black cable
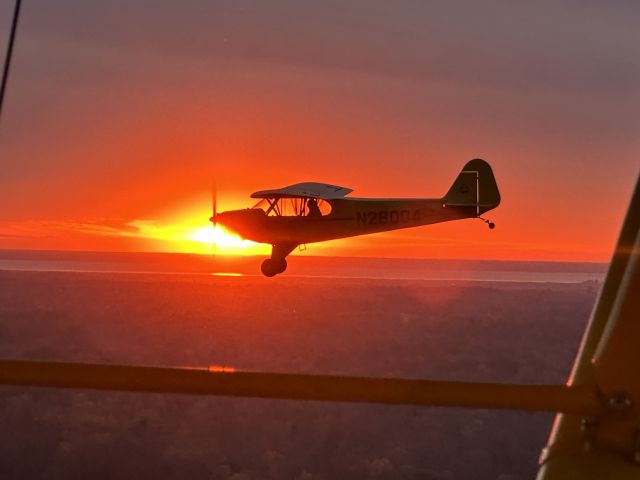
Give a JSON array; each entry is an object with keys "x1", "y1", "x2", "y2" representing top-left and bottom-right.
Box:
[{"x1": 0, "y1": 0, "x2": 22, "y2": 121}]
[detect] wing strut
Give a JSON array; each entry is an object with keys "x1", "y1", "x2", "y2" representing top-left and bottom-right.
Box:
[{"x1": 0, "y1": 359, "x2": 601, "y2": 415}]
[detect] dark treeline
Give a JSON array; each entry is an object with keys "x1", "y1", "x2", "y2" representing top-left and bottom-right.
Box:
[{"x1": 0, "y1": 271, "x2": 597, "y2": 479}]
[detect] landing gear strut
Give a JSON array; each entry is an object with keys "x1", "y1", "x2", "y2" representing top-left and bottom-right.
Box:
[
  {"x1": 261, "y1": 258, "x2": 287, "y2": 277},
  {"x1": 478, "y1": 216, "x2": 495, "y2": 229}
]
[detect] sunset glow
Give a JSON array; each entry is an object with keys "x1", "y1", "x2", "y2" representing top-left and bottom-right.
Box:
[
  {"x1": 124, "y1": 218, "x2": 269, "y2": 256},
  {"x1": 84, "y1": 195, "x2": 274, "y2": 256},
  {"x1": 190, "y1": 225, "x2": 249, "y2": 248}
]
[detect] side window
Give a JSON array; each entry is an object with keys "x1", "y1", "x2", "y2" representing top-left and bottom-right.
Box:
[
  {"x1": 305, "y1": 199, "x2": 332, "y2": 217},
  {"x1": 251, "y1": 198, "x2": 332, "y2": 216}
]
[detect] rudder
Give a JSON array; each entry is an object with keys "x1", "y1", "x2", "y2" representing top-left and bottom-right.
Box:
[{"x1": 443, "y1": 159, "x2": 500, "y2": 215}]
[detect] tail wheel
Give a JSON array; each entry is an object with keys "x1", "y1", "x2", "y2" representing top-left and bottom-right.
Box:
[
  {"x1": 261, "y1": 258, "x2": 287, "y2": 277},
  {"x1": 478, "y1": 216, "x2": 496, "y2": 230}
]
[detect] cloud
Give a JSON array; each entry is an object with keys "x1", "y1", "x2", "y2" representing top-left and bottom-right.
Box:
[{"x1": 0, "y1": 218, "x2": 138, "y2": 240}]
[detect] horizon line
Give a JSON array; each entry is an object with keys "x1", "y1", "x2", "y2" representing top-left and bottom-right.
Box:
[{"x1": 0, "y1": 247, "x2": 609, "y2": 266}]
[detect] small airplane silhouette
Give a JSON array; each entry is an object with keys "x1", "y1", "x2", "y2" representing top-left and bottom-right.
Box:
[{"x1": 211, "y1": 158, "x2": 500, "y2": 276}]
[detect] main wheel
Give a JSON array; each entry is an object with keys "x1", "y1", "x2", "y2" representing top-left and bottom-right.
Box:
[
  {"x1": 261, "y1": 259, "x2": 278, "y2": 277},
  {"x1": 261, "y1": 258, "x2": 287, "y2": 277},
  {"x1": 488, "y1": 222, "x2": 495, "y2": 229}
]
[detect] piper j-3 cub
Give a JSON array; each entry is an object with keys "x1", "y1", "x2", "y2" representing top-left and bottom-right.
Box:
[{"x1": 211, "y1": 158, "x2": 500, "y2": 277}]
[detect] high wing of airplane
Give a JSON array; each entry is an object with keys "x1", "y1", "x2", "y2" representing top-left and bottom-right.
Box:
[{"x1": 211, "y1": 158, "x2": 501, "y2": 276}]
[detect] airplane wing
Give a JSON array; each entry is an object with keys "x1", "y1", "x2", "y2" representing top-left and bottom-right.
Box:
[{"x1": 251, "y1": 182, "x2": 353, "y2": 199}]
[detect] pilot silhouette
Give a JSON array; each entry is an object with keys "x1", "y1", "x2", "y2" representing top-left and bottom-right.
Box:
[{"x1": 307, "y1": 198, "x2": 322, "y2": 218}]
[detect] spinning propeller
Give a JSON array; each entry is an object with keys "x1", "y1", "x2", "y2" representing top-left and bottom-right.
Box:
[{"x1": 209, "y1": 183, "x2": 218, "y2": 255}]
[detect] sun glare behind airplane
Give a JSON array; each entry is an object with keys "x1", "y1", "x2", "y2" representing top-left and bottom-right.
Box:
[{"x1": 189, "y1": 225, "x2": 266, "y2": 255}]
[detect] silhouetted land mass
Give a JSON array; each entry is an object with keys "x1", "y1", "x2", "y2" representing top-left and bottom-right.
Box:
[
  {"x1": 0, "y1": 249, "x2": 607, "y2": 281},
  {"x1": 0, "y1": 269, "x2": 599, "y2": 479}
]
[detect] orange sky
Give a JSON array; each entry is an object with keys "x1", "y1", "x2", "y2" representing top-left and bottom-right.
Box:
[{"x1": 0, "y1": 2, "x2": 638, "y2": 262}]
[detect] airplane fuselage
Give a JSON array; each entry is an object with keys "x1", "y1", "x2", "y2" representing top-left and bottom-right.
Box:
[{"x1": 217, "y1": 197, "x2": 477, "y2": 246}]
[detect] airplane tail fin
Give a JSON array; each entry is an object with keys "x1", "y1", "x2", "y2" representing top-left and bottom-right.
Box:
[{"x1": 443, "y1": 159, "x2": 500, "y2": 215}]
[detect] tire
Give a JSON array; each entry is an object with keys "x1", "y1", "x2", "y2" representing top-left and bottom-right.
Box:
[
  {"x1": 261, "y1": 259, "x2": 278, "y2": 277},
  {"x1": 261, "y1": 258, "x2": 288, "y2": 277}
]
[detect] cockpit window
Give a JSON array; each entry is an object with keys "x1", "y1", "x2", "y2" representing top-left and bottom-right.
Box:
[{"x1": 252, "y1": 198, "x2": 332, "y2": 217}]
